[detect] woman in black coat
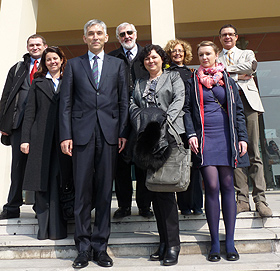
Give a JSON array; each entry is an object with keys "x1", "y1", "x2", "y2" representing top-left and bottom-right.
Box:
[
  {"x1": 20, "y1": 46, "x2": 71, "y2": 240},
  {"x1": 184, "y1": 41, "x2": 249, "y2": 262},
  {"x1": 164, "y1": 39, "x2": 203, "y2": 216}
]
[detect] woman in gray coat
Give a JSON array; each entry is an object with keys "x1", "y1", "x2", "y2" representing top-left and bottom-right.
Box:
[
  {"x1": 20, "y1": 47, "x2": 71, "y2": 240},
  {"x1": 130, "y1": 44, "x2": 185, "y2": 266}
]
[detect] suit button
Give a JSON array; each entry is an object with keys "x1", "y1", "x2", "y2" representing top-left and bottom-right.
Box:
[
  {"x1": 158, "y1": 103, "x2": 161, "y2": 106},
  {"x1": 97, "y1": 92, "x2": 100, "y2": 95}
]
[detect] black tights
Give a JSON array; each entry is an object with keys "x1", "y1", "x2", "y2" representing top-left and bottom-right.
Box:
[{"x1": 200, "y1": 166, "x2": 236, "y2": 254}]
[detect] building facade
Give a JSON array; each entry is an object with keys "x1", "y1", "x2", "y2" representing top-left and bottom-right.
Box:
[{"x1": 0, "y1": 0, "x2": 280, "y2": 205}]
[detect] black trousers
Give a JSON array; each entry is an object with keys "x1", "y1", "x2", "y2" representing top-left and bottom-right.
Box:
[
  {"x1": 3, "y1": 125, "x2": 27, "y2": 214},
  {"x1": 115, "y1": 154, "x2": 152, "y2": 209},
  {"x1": 152, "y1": 191, "x2": 180, "y2": 248},
  {"x1": 72, "y1": 123, "x2": 117, "y2": 252},
  {"x1": 177, "y1": 165, "x2": 203, "y2": 211}
]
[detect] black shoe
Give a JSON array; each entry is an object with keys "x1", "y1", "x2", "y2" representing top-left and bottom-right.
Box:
[
  {"x1": 139, "y1": 207, "x2": 154, "y2": 218},
  {"x1": 72, "y1": 251, "x2": 91, "y2": 269},
  {"x1": 193, "y1": 208, "x2": 203, "y2": 215},
  {"x1": 226, "y1": 248, "x2": 239, "y2": 261},
  {"x1": 181, "y1": 209, "x2": 192, "y2": 215},
  {"x1": 150, "y1": 243, "x2": 166, "y2": 261},
  {"x1": 93, "y1": 250, "x2": 113, "y2": 267},
  {"x1": 163, "y1": 246, "x2": 180, "y2": 266},
  {"x1": 0, "y1": 210, "x2": 20, "y2": 220},
  {"x1": 113, "y1": 207, "x2": 131, "y2": 219},
  {"x1": 208, "y1": 252, "x2": 221, "y2": 262}
]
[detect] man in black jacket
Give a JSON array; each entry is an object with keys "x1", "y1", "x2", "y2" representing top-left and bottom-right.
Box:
[
  {"x1": 109, "y1": 22, "x2": 153, "y2": 219},
  {"x1": 0, "y1": 34, "x2": 47, "y2": 219}
]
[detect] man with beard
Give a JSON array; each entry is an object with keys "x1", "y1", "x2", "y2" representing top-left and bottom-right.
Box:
[{"x1": 109, "y1": 22, "x2": 153, "y2": 219}]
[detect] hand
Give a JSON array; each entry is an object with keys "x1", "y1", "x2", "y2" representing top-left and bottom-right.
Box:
[
  {"x1": 188, "y1": 137, "x2": 199, "y2": 154},
  {"x1": 20, "y1": 143, "x2": 30, "y2": 154},
  {"x1": 0, "y1": 131, "x2": 9, "y2": 136},
  {"x1": 238, "y1": 74, "x2": 253, "y2": 80},
  {"x1": 239, "y1": 141, "x2": 247, "y2": 157},
  {"x1": 61, "y1": 139, "x2": 73, "y2": 156},
  {"x1": 118, "y1": 137, "x2": 127, "y2": 153}
]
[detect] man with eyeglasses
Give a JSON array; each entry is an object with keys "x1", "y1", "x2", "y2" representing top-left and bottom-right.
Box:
[
  {"x1": 109, "y1": 22, "x2": 153, "y2": 219},
  {"x1": 218, "y1": 24, "x2": 272, "y2": 217}
]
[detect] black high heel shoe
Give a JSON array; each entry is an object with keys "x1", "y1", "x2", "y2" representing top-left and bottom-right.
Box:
[
  {"x1": 226, "y1": 247, "x2": 239, "y2": 261},
  {"x1": 163, "y1": 245, "x2": 180, "y2": 266},
  {"x1": 208, "y1": 252, "x2": 221, "y2": 262},
  {"x1": 150, "y1": 243, "x2": 165, "y2": 261}
]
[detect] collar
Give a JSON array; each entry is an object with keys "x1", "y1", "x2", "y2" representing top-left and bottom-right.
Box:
[
  {"x1": 46, "y1": 71, "x2": 60, "y2": 80},
  {"x1": 88, "y1": 50, "x2": 105, "y2": 61},
  {"x1": 123, "y1": 44, "x2": 138, "y2": 57},
  {"x1": 30, "y1": 57, "x2": 41, "y2": 64},
  {"x1": 223, "y1": 46, "x2": 237, "y2": 55}
]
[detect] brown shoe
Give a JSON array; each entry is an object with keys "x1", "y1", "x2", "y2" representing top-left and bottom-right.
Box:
[
  {"x1": 256, "y1": 201, "x2": 272, "y2": 217},
  {"x1": 236, "y1": 200, "x2": 250, "y2": 214}
]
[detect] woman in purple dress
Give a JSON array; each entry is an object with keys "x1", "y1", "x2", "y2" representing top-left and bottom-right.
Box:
[{"x1": 184, "y1": 41, "x2": 249, "y2": 262}]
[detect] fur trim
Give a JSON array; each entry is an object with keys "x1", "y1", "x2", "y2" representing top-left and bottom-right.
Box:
[{"x1": 134, "y1": 121, "x2": 171, "y2": 172}]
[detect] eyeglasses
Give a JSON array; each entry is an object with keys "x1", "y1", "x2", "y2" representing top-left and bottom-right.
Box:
[
  {"x1": 171, "y1": 49, "x2": 185, "y2": 54},
  {"x1": 119, "y1": 30, "x2": 135, "y2": 38},
  {"x1": 220, "y1": 33, "x2": 236, "y2": 38}
]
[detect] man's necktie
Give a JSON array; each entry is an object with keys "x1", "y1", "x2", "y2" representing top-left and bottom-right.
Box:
[
  {"x1": 226, "y1": 50, "x2": 234, "y2": 66},
  {"x1": 126, "y1": 50, "x2": 132, "y2": 62},
  {"x1": 92, "y1": 55, "x2": 99, "y2": 88},
  {"x1": 30, "y1": 59, "x2": 38, "y2": 84}
]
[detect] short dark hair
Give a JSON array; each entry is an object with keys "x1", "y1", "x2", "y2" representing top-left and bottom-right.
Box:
[
  {"x1": 27, "y1": 34, "x2": 47, "y2": 45},
  {"x1": 139, "y1": 44, "x2": 168, "y2": 70},
  {"x1": 219, "y1": 24, "x2": 238, "y2": 35},
  {"x1": 34, "y1": 46, "x2": 67, "y2": 79}
]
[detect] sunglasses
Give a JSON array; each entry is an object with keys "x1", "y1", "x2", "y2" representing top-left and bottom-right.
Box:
[{"x1": 119, "y1": 30, "x2": 135, "y2": 38}]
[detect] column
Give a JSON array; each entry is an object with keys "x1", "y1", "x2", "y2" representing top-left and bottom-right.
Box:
[
  {"x1": 0, "y1": 0, "x2": 38, "y2": 207},
  {"x1": 150, "y1": 0, "x2": 175, "y2": 47}
]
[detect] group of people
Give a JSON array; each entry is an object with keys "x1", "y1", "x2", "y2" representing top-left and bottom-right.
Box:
[{"x1": 0, "y1": 19, "x2": 272, "y2": 269}]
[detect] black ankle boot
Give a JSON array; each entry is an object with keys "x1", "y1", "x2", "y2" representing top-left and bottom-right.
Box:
[
  {"x1": 150, "y1": 243, "x2": 166, "y2": 261},
  {"x1": 163, "y1": 245, "x2": 180, "y2": 266}
]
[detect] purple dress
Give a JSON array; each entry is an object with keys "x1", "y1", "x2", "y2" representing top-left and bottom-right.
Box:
[{"x1": 202, "y1": 84, "x2": 231, "y2": 167}]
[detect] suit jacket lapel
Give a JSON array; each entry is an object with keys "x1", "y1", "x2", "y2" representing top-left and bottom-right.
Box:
[
  {"x1": 36, "y1": 78, "x2": 55, "y2": 102},
  {"x1": 98, "y1": 54, "x2": 109, "y2": 89},
  {"x1": 219, "y1": 52, "x2": 227, "y2": 66},
  {"x1": 155, "y1": 71, "x2": 168, "y2": 94},
  {"x1": 80, "y1": 53, "x2": 97, "y2": 90},
  {"x1": 233, "y1": 48, "x2": 242, "y2": 62}
]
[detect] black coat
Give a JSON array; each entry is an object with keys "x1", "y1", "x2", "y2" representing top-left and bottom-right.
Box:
[
  {"x1": 108, "y1": 43, "x2": 148, "y2": 94},
  {"x1": 184, "y1": 70, "x2": 249, "y2": 168},
  {"x1": 21, "y1": 77, "x2": 68, "y2": 191},
  {"x1": 0, "y1": 54, "x2": 31, "y2": 134}
]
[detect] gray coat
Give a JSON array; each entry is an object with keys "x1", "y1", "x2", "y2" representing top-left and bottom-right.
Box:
[{"x1": 130, "y1": 69, "x2": 185, "y2": 134}]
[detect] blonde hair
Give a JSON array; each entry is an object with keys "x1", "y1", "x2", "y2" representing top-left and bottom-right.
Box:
[
  {"x1": 164, "y1": 39, "x2": 193, "y2": 65},
  {"x1": 197, "y1": 41, "x2": 220, "y2": 55}
]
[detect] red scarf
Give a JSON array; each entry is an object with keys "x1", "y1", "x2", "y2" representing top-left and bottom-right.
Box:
[{"x1": 197, "y1": 63, "x2": 225, "y2": 89}]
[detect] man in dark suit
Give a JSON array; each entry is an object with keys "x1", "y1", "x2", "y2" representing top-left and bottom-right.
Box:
[
  {"x1": 109, "y1": 22, "x2": 153, "y2": 219},
  {"x1": 60, "y1": 19, "x2": 128, "y2": 268},
  {"x1": 0, "y1": 34, "x2": 47, "y2": 219}
]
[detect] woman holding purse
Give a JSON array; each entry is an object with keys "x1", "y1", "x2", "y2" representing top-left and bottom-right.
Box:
[{"x1": 130, "y1": 44, "x2": 185, "y2": 266}]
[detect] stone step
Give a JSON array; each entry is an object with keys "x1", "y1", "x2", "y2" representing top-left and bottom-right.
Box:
[
  {"x1": 1, "y1": 205, "x2": 279, "y2": 235},
  {"x1": 0, "y1": 253, "x2": 280, "y2": 271},
  {"x1": 0, "y1": 193, "x2": 279, "y2": 260},
  {"x1": 0, "y1": 226, "x2": 279, "y2": 259}
]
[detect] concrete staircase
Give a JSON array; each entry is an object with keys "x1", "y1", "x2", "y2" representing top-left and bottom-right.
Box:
[{"x1": 0, "y1": 193, "x2": 280, "y2": 270}]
